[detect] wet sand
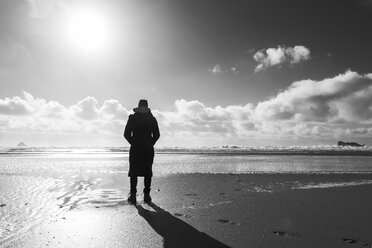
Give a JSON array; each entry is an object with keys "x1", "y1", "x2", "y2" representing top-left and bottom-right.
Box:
[{"x1": 3, "y1": 173, "x2": 372, "y2": 248}]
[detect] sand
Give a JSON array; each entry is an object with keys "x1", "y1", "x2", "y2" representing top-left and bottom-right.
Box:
[{"x1": 2, "y1": 173, "x2": 372, "y2": 248}]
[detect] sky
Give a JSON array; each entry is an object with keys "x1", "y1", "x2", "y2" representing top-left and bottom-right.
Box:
[{"x1": 0, "y1": 0, "x2": 372, "y2": 147}]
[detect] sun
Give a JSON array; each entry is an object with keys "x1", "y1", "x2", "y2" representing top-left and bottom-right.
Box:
[{"x1": 65, "y1": 9, "x2": 110, "y2": 52}]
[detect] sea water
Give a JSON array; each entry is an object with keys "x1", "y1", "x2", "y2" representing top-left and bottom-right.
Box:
[{"x1": 1, "y1": 146, "x2": 372, "y2": 175}]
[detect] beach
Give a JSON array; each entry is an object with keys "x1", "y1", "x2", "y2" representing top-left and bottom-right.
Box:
[
  {"x1": 2, "y1": 172, "x2": 372, "y2": 248},
  {"x1": 1, "y1": 0, "x2": 371, "y2": 246}
]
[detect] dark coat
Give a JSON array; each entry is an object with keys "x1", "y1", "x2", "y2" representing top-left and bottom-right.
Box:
[{"x1": 124, "y1": 111, "x2": 160, "y2": 177}]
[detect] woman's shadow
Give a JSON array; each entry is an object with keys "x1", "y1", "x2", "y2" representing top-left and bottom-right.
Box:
[{"x1": 135, "y1": 202, "x2": 231, "y2": 248}]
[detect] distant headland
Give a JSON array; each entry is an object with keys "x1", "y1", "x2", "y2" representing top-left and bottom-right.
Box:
[
  {"x1": 17, "y1": 142, "x2": 27, "y2": 147},
  {"x1": 338, "y1": 141, "x2": 365, "y2": 147}
]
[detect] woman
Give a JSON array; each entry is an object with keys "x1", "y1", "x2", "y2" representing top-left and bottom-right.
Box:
[{"x1": 124, "y1": 99, "x2": 160, "y2": 204}]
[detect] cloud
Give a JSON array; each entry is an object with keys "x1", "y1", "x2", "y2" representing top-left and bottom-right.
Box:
[
  {"x1": 155, "y1": 99, "x2": 255, "y2": 137},
  {"x1": 0, "y1": 95, "x2": 33, "y2": 116},
  {"x1": 255, "y1": 71, "x2": 372, "y2": 124},
  {"x1": 70, "y1": 97, "x2": 100, "y2": 120},
  {"x1": 253, "y1": 45, "x2": 310, "y2": 72},
  {"x1": 208, "y1": 64, "x2": 238, "y2": 74},
  {"x1": 0, "y1": 92, "x2": 130, "y2": 137},
  {"x1": 100, "y1": 99, "x2": 128, "y2": 120},
  {"x1": 209, "y1": 64, "x2": 223, "y2": 74},
  {"x1": 0, "y1": 71, "x2": 371, "y2": 146}
]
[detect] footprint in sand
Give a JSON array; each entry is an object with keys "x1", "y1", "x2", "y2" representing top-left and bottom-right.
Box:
[
  {"x1": 343, "y1": 238, "x2": 371, "y2": 247},
  {"x1": 218, "y1": 219, "x2": 237, "y2": 225},
  {"x1": 185, "y1": 193, "x2": 198, "y2": 196},
  {"x1": 273, "y1": 231, "x2": 300, "y2": 238},
  {"x1": 174, "y1": 213, "x2": 192, "y2": 219}
]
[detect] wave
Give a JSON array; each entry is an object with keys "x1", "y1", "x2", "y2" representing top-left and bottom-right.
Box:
[
  {"x1": 292, "y1": 180, "x2": 372, "y2": 189},
  {"x1": 1, "y1": 145, "x2": 372, "y2": 156}
]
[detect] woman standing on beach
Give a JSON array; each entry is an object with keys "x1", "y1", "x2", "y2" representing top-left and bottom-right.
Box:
[{"x1": 124, "y1": 99, "x2": 160, "y2": 205}]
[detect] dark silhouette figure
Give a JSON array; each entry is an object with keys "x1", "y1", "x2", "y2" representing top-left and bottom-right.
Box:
[
  {"x1": 135, "y1": 203, "x2": 231, "y2": 248},
  {"x1": 124, "y1": 99, "x2": 160, "y2": 204}
]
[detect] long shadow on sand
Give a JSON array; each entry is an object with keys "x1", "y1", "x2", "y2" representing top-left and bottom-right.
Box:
[{"x1": 135, "y1": 203, "x2": 231, "y2": 248}]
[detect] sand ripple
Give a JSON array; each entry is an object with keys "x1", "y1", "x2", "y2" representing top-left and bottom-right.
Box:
[
  {"x1": 0, "y1": 175, "x2": 63, "y2": 244},
  {"x1": 0, "y1": 174, "x2": 126, "y2": 246}
]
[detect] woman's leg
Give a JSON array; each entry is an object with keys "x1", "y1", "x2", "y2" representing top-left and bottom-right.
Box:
[
  {"x1": 144, "y1": 176, "x2": 151, "y2": 194},
  {"x1": 130, "y1": 176, "x2": 138, "y2": 193},
  {"x1": 144, "y1": 176, "x2": 152, "y2": 203}
]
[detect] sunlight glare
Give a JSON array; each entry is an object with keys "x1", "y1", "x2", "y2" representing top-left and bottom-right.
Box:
[{"x1": 66, "y1": 8, "x2": 110, "y2": 52}]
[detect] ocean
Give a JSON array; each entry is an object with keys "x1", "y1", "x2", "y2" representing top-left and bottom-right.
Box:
[{"x1": 1, "y1": 146, "x2": 372, "y2": 175}]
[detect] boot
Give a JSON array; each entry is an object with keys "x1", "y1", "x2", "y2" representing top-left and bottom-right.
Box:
[
  {"x1": 144, "y1": 193, "x2": 152, "y2": 204},
  {"x1": 127, "y1": 192, "x2": 137, "y2": 205}
]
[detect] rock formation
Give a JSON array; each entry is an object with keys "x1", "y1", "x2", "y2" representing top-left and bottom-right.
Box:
[{"x1": 338, "y1": 141, "x2": 365, "y2": 147}]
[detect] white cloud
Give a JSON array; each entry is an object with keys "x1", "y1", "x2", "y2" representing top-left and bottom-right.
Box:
[
  {"x1": 0, "y1": 71, "x2": 371, "y2": 146},
  {"x1": 0, "y1": 95, "x2": 33, "y2": 115},
  {"x1": 253, "y1": 45, "x2": 310, "y2": 72},
  {"x1": 208, "y1": 64, "x2": 238, "y2": 74},
  {"x1": 100, "y1": 99, "x2": 128, "y2": 120},
  {"x1": 286, "y1": 46, "x2": 311, "y2": 64},
  {"x1": 69, "y1": 97, "x2": 100, "y2": 120},
  {"x1": 255, "y1": 71, "x2": 372, "y2": 123},
  {"x1": 0, "y1": 92, "x2": 129, "y2": 138},
  {"x1": 209, "y1": 64, "x2": 223, "y2": 74},
  {"x1": 155, "y1": 99, "x2": 255, "y2": 137}
]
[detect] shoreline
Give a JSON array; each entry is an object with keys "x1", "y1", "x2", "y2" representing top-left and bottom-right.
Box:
[
  {"x1": 1, "y1": 145, "x2": 372, "y2": 157},
  {"x1": 2, "y1": 151, "x2": 372, "y2": 156},
  {"x1": 3, "y1": 173, "x2": 372, "y2": 248}
]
